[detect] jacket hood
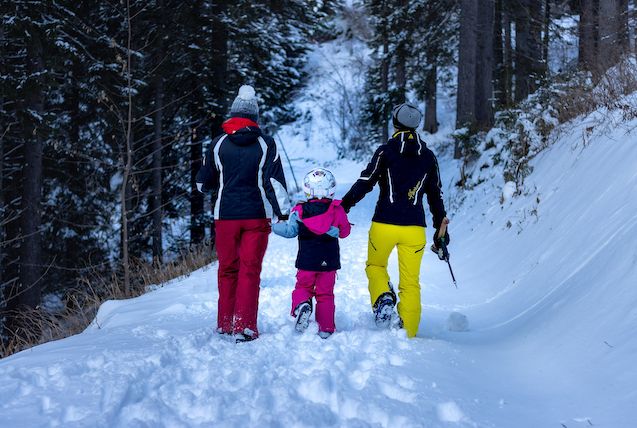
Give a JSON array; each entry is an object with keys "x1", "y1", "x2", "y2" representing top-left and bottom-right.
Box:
[
  {"x1": 388, "y1": 130, "x2": 425, "y2": 157},
  {"x1": 292, "y1": 199, "x2": 342, "y2": 235},
  {"x1": 225, "y1": 125, "x2": 262, "y2": 147}
]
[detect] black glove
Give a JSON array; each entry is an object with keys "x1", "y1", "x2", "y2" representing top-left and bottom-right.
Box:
[
  {"x1": 434, "y1": 229, "x2": 450, "y2": 248},
  {"x1": 431, "y1": 229, "x2": 450, "y2": 261}
]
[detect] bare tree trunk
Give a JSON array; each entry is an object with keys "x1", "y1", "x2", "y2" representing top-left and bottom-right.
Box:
[
  {"x1": 494, "y1": 0, "x2": 506, "y2": 108},
  {"x1": 515, "y1": 0, "x2": 543, "y2": 101},
  {"x1": 579, "y1": 0, "x2": 598, "y2": 70},
  {"x1": 504, "y1": 5, "x2": 513, "y2": 107},
  {"x1": 634, "y1": 0, "x2": 637, "y2": 52},
  {"x1": 457, "y1": 0, "x2": 478, "y2": 135},
  {"x1": 619, "y1": 0, "x2": 629, "y2": 51},
  {"x1": 151, "y1": 0, "x2": 165, "y2": 262},
  {"x1": 190, "y1": 127, "x2": 205, "y2": 246},
  {"x1": 475, "y1": 0, "x2": 494, "y2": 129},
  {"x1": 209, "y1": 0, "x2": 228, "y2": 248},
  {"x1": 380, "y1": 37, "x2": 389, "y2": 142},
  {"x1": 598, "y1": 0, "x2": 621, "y2": 69},
  {"x1": 0, "y1": 14, "x2": 5, "y2": 293},
  {"x1": 152, "y1": 77, "x2": 163, "y2": 262},
  {"x1": 395, "y1": 51, "x2": 407, "y2": 104},
  {"x1": 543, "y1": 0, "x2": 551, "y2": 75},
  {"x1": 529, "y1": 0, "x2": 545, "y2": 87},
  {"x1": 424, "y1": 64, "x2": 438, "y2": 134},
  {"x1": 121, "y1": 0, "x2": 134, "y2": 296},
  {"x1": 395, "y1": 0, "x2": 408, "y2": 105},
  {"x1": 18, "y1": 21, "x2": 44, "y2": 309},
  {"x1": 0, "y1": 125, "x2": 3, "y2": 293},
  {"x1": 0, "y1": 130, "x2": 5, "y2": 304}
]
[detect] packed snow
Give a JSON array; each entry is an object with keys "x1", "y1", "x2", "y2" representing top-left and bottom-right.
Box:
[{"x1": 2, "y1": 40, "x2": 637, "y2": 428}]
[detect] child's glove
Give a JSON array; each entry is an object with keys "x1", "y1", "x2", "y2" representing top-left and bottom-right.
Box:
[
  {"x1": 326, "y1": 226, "x2": 340, "y2": 238},
  {"x1": 272, "y1": 211, "x2": 301, "y2": 238},
  {"x1": 287, "y1": 211, "x2": 299, "y2": 223}
]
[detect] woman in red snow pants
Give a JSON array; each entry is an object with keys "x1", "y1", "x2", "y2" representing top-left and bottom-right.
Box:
[
  {"x1": 215, "y1": 219, "x2": 271, "y2": 337},
  {"x1": 195, "y1": 85, "x2": 289, "y2": 342}
]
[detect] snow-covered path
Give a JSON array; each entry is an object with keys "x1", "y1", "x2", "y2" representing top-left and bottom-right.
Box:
[{"x1": 0, "y1": 183, "x2": 493, "y2": 428}]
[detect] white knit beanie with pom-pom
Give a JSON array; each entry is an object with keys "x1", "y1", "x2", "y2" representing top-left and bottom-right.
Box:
[{"x1": 229, "y1": 85, "x2": 259, "y2": 122}]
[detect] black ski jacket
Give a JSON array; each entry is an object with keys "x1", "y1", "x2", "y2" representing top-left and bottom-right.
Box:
[
  {"x1": 341, "y1": 130, "x2": 446, "y2": 228},
  {"x1": 296, "y1": 200, "x2": 342, "y2": 272},
  {"x1": 196, "y1": 127, "x2": 289, "y2": 220}
]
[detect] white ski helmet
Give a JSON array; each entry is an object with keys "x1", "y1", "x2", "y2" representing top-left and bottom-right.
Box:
[{"x1": 303, "y1": 168, "x2": 336, "y2": 199}]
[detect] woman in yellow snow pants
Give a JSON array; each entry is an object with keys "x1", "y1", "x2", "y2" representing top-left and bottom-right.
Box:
[
  {"x1": 366, "y1": 222, "x2": 426, "y2": 337},
  {"x1": 341, "y1": 103, "x2": 449, "y2": 338}
]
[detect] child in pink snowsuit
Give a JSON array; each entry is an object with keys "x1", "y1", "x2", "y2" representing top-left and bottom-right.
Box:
[{"x1": 272, "y1": 168, "x2": 351, "y2": 338}]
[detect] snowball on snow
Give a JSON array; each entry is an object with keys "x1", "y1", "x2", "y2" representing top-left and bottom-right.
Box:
[{"x1": 447, "y1": 312, "x2": 469, "y2": 332}]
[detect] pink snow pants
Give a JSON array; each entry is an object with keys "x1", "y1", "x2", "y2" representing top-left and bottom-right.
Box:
[{"x1": 291, "y1": 270, "x2": 337, "y2": 333}]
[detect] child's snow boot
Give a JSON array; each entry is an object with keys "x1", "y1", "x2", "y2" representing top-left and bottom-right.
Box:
[
  {"x1": 373, "y1": 290, "x2": 397, "y2": 329},
  {"x1": 294, "y1": 300, "x2": 313, "y2": 333},
  {"x1": 318, "y1": 331, "x2": 332, "y2": 339}
]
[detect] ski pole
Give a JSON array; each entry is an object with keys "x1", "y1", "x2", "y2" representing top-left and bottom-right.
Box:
[{"x1": 440, "y1": 240, "x2": 457, "y2": 288}]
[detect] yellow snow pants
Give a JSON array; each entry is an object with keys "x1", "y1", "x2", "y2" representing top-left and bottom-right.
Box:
[{"x1": 366, "y1": 221, "x2": 426, "y2": 338}]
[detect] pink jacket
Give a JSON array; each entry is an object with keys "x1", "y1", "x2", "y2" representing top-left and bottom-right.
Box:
[{"x1": 292, "y1": 199, "x2": 351, "y2": 238}]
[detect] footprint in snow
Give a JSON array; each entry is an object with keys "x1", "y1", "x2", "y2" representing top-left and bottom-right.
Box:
[
  {"x1": 396, "y1": 374, "x2": 416, "y2": 390},
  {"x1": 388, "y1": 353, "x2": 406, "y2": 366},
  {"x1": 378, "y1": 381, "x2": 417, "y2": 404},
  {"x1": 348, "y1": 369, "x2": 370, "y2": 390},
  {"x1": 296, "y1": 371, "x2": 333, "y2": 407}
]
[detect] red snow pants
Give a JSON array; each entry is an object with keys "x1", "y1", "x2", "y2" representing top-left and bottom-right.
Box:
[
  {"x1": 291, "y1": 270, "x2": 337, "y2": 333},
  {"x1": 215, "y1": 219, "x2": 270, "y2": 337}
]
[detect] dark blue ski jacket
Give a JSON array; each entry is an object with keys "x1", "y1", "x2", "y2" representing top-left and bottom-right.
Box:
[
  {"x1": 196, "y1": 125, "x2": 289, "y2": 220},
  {"x1": 341, "y1": 130, "x2": 446, "y2": 228}
]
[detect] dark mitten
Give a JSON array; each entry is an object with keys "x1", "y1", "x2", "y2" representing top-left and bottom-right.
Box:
[{"x1": 434, "y1": 229, "x2": 450, "y2": 248}]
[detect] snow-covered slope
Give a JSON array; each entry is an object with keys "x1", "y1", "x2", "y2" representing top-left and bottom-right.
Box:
[{"x1": 1, "y1": 39, "x2": 637, "y2": 427}]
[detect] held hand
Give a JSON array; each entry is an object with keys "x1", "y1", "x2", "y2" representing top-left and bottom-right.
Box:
[
  {"x1": 434, "y1": 230, "x2": 450, "y2": 248},
  {"x1": 432, "y1": 217, "x2": 450, "y2": 261},
  {"x1": 280, "y1": 211, "x2": 299, "y2": 224},
  {"x1": 434, "y1": 220, "x2": 450, "y2": 248}
]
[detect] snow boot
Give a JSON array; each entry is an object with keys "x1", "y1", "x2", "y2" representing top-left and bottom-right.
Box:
[
  {"x1": 318, "y1": 331, "x2": 332, "y2": 339},
  {"x1": 235, "y1": 328, "x2": 257, "y2": 343},
  {"x1": 294, "y1": 301, "x2": 313, "y2": 333},
  {"x1": 373, "y1": 290, "x2": 397, "y2": 329},
  {"x1": 391, "y1": 315, "x2": 404, "y2": 330}
]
